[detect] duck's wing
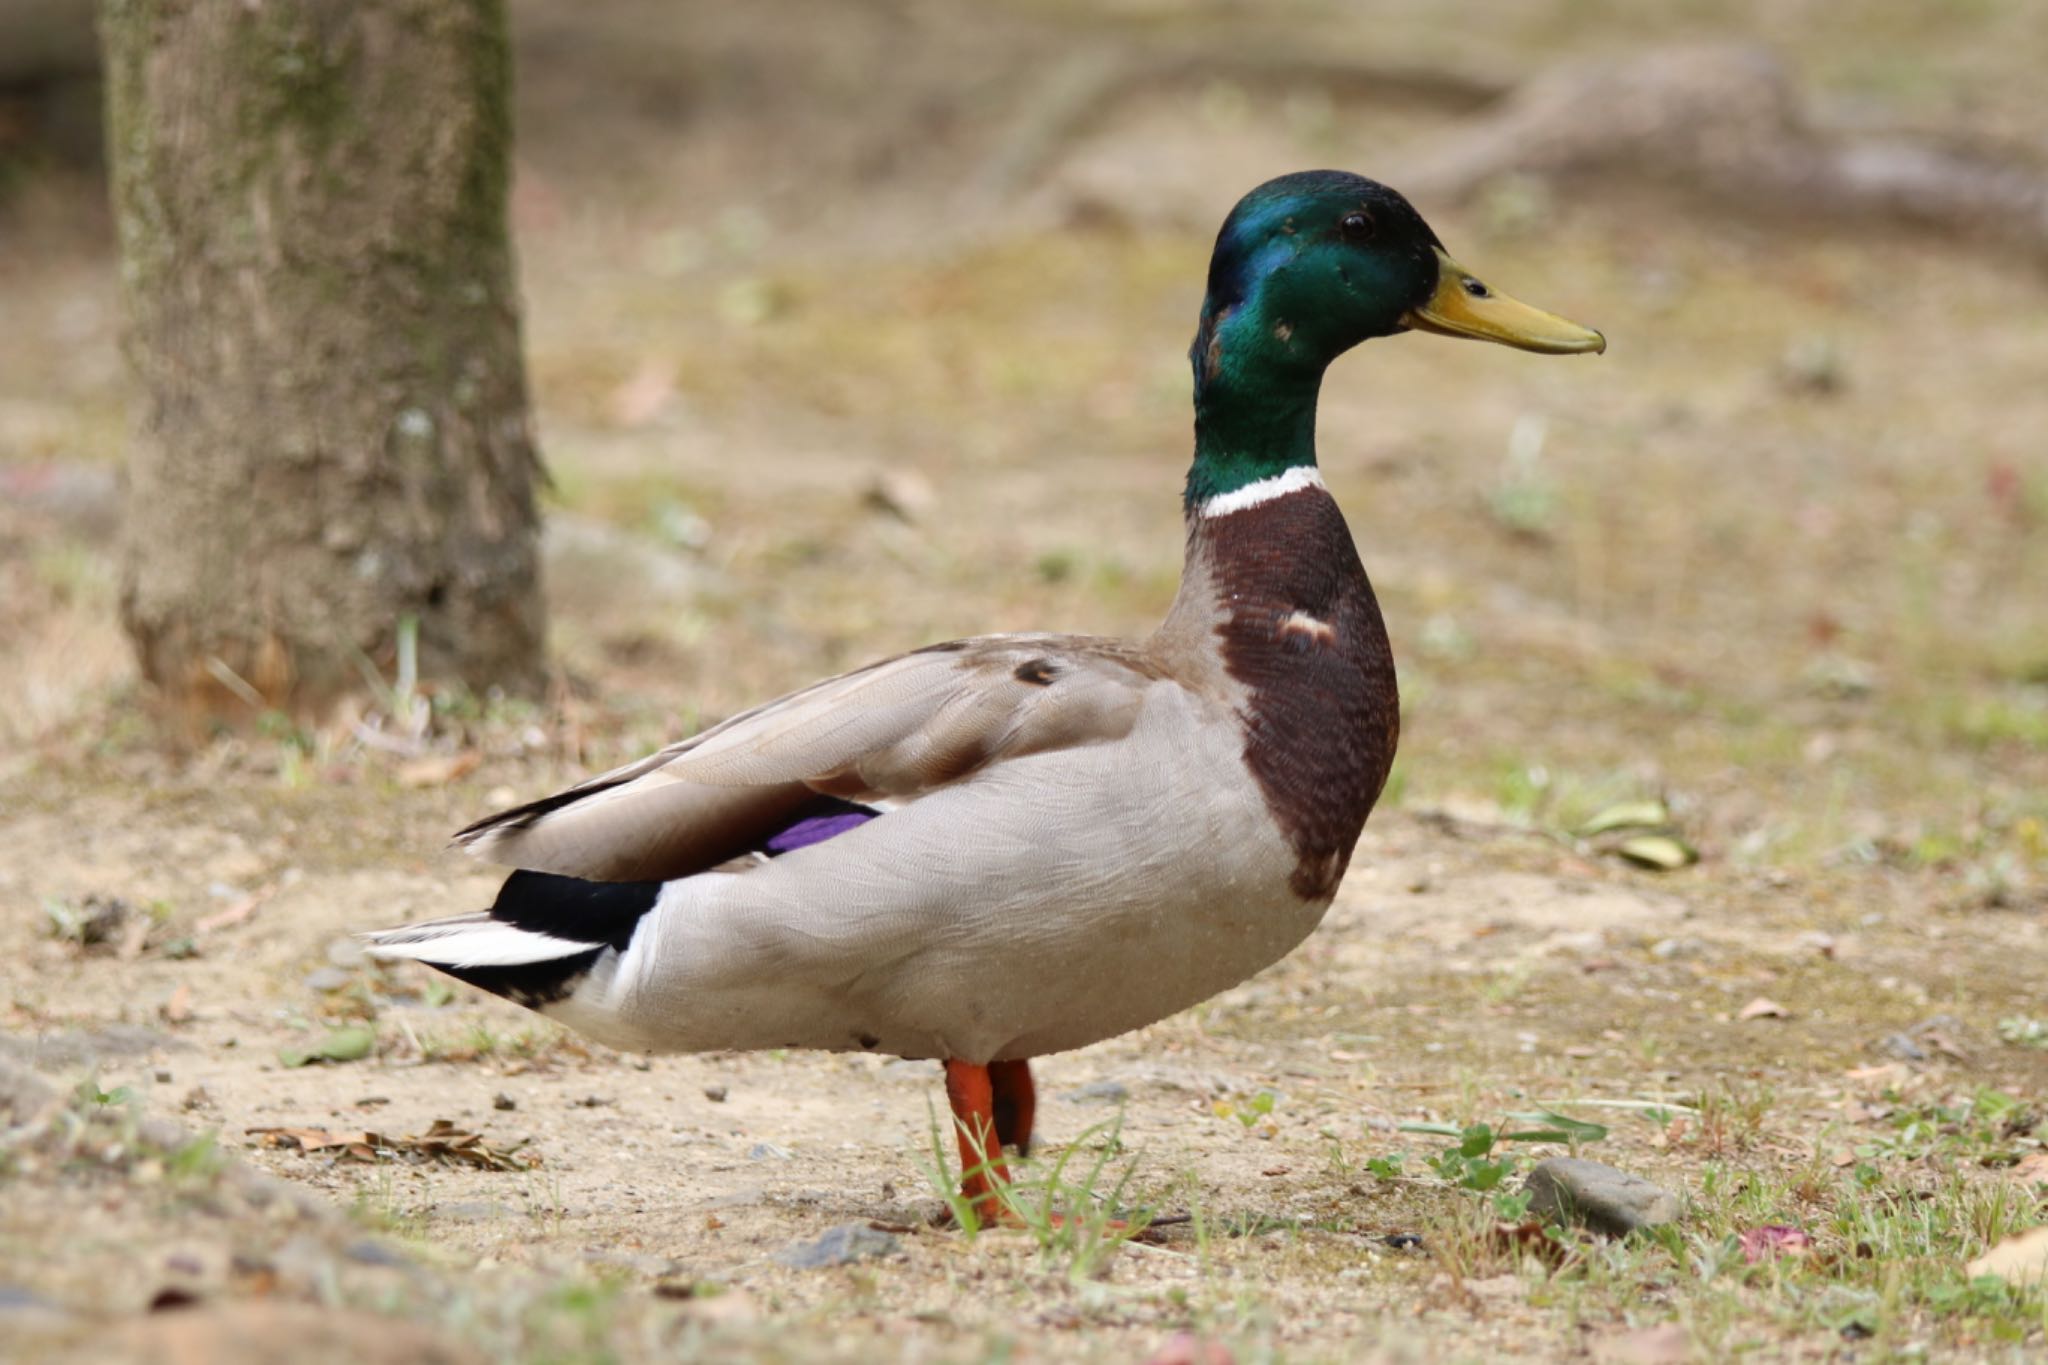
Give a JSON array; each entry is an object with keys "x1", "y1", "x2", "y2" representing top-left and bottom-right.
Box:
[{"x1": 455, "y1": 634, "x2": 1165, "y2": 882}]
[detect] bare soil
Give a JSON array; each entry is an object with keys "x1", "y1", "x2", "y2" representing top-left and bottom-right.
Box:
[{"x1": 4, "y1": 2, "x2": 2047, "y2": 1361}]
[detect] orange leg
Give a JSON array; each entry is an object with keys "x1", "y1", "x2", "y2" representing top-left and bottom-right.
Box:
[
  {"x1": 989, "y1": 1058, "x2": 1036, "y2": 1157},
  {"x1": 946, "y1": 1059, "x2": 1139, "y2": 1235},
  {"x1": 944, "y1": 1059, "x2": 1012, "y2": 1223}
]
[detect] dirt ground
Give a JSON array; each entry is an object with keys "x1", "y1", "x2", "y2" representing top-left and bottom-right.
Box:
[{"x1": 4, "y1": 2, "x2": 2048, "y2": 1361}]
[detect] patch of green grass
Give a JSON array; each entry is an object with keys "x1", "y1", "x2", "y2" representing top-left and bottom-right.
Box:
[
  {"x1": 411, "y1": 1017, "x2": 579, "y2": 1066},
  {"x1": 520, "y1": 1277, "x2": 630, "y2": 1365},
  {"x1": 1853, "y1": 1088, "x2": 2041, "y2": 1167},
  {"x1": 922, "y1": 1106, "x2": 1149, "y2": 1280},
  {"x1": 1211, "y1": 1088, "x2": 1278, "y2": 1131},
  {"x1": 349, "y1": 1171, "x2": 429, "y2": 1239},
  {"x1": 1942, "y1": 692, "x2": 2048, "y2": 750}
]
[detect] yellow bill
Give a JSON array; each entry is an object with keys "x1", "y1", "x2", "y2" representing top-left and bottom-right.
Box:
[{"x1": 1401, "y1": 247, "x2": 1606, "y2": 355}]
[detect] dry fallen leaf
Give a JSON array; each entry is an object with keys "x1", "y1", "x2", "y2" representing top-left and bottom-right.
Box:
[
  {"x1": 1968, "y1": 1226, "x2": 2048, "y2": 1286},
  {"x1": 247, "y1": 1127, "x2": 382, "y2": 1162},
  {"x1": 2011, "y1": 1152, "x2": 2048, "y2": 1183},
  {"x1": 247, "y1": 1119, "x2": 538, "y2": 1171},
  {"x1": 1920, "y1": 1029, "x2": 1969, "y2": 1061},
  {"x1": 1615, "y1": 834, "x2": 1698, "y2": 871},
  {"x1": 396, "y1": 751, "x2": 481, "y2": 789},
  {"x1": 1578, "y1": 800, "x2": 1671, "y2": 837},
  {"x1": 195, "y1": 893, "x2": 264, "y2": 934},
  {"x1": 1739, "y1": 1225, "x2": 1814, "y2": 1262},
  {"x1": 1738, "y1": 997, "x2": 1791, "y2": 1021},
  {"x1": 1488, "y1": 1219, "x2": 1580, "y2": 1268}
]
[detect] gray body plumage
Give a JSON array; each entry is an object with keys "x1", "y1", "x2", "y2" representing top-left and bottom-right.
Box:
[{"x1": 366, "y1": 496, "x2": 1369, "y2": 1065}]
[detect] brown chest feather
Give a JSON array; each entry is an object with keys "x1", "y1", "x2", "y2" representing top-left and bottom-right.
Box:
[{"x1": 1202, "y1": 489, "x2": 1398, "y2": 899}]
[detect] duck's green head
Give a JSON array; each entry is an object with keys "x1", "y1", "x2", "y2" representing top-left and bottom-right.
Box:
[{"x1": 1188, "y1": 170, "x2": 1603, "y2": 506}]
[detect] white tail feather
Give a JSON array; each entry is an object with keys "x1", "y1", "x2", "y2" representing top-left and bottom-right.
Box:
[{"x1": 361, "y1": 916, "x2": 600, "y2": 969}]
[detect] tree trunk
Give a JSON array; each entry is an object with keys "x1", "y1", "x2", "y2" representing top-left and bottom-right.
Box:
[{"x1": 100, "y1": 0, "x2": 546, "y2": 728}]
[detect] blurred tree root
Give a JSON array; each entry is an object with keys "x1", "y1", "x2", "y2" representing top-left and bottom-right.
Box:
[
  {"x1": 985, "y1": 41, "x2": 2048, "y2": 259},
  {"x1": 1394, "y1": 44, "x2": 2048, "y2": 258}
]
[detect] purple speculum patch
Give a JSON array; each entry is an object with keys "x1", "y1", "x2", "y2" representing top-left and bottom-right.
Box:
[{"x1": 762, "y1": 805, "x2": 877, "y2": 856}]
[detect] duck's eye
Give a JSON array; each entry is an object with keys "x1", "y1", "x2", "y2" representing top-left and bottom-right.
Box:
[
  {"x1": 1340, "y1": 211, "x2": 1373, "y2": 240},
  {"x1": 1462, "y1": 277, "x2": 1491, "y2": 298}
]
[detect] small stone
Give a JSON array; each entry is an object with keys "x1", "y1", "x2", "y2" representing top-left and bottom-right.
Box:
[
  {"x1": 1524, "y1": 1157, "x2": 1678, "y2": 1236},
  {"x1": 1777, "y1": 334, "x2": 1846, "y2": 395},
  {"x1": 772, "y1": 1222, "x2": 902, "y2": 1269},
  {"x1": 1063, "y1": 1080, "x2": 1130, "y2": 1106},
  {"x1": 747, "y1": 1142, "x2": 793, "y2": 1161},
  {"x1": 269, "y1": 1234, "x2": 340, "y2": 1296},
  {"x1": 1878, "y1": 1032, "x2": 1929, "y2": 1062},
  {"x1": 703, "y1": 1085, "x2": 728, "y2": 1103},
  {"x1": 154, "y1": 1068, "x2": 174, "y2": 1083},
  {"x1": 0, "y1": 1283, "x2": 62, "y2": 1314},
  {"x1": 343, "y1": 1239, "x2": 414, "y2": 1270},
  {"x1": 863, "y1": 469, "x2": 936, "y2": 522},
  {"x1": 492, "y1": 1093, "x2": 517, "y2": 1111},
  {"x1": 437, "y1": 1200, "x2": 512, "y2": 1224},
  {"x1": 303, "y1": 967, "x2": 351, "y2": 992}
]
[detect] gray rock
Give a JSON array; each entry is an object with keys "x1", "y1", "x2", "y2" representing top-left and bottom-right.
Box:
[
  {"x1": 0, "y1": 1282, "x2": 69, "y2": 1334},
  {"x1": 1524, "y1": 1157, "x2": 1678, "y2": 1236},
  {"x1": 1879, "y1": 1032, "x2": 1928, "y2": 1062},
  {"x1": 269, "y1": 1233, "x2": 341, "y2": 1296},
  {"x1": 342, "y1": 1239, "x2": 414, "y2": 1270},
  {"x1": 1062, "y1": 1079, "x2": 1130, "y2": 1106},
  {"x1": 747, "y1": 1142, "x2": 793, "y2": 1161},
  {"x1": 772, "y1": 1222, "x2": 903, "y2": 1269},
  {"x1": 0, "y1": 1024, "x2": 180, "y2": 1070},
  {"x1": 0, "y1": 1283, "x2": 61, "y2": 1313},
  {"x1": 303, "y1": 967, "x2": 351, "y2": 992}
]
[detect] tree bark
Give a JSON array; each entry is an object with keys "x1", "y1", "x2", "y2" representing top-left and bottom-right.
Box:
[{"x1": 100, "y1": 0, "x2": 546, "y2": 727}]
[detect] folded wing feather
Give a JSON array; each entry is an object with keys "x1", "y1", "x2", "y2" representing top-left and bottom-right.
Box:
[{"x1": 455, "y1": 634, "x2": 1161, "y2": 882}]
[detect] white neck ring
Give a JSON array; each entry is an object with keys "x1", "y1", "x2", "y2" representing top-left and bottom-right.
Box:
[{"x1": 1199, "y1": 465, "x2": 1325, "y2": 517}]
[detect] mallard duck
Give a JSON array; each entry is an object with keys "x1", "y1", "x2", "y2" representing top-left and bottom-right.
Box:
[{"x1": 366, "y1": 170, "x2": 1602, "y2": 1221}]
